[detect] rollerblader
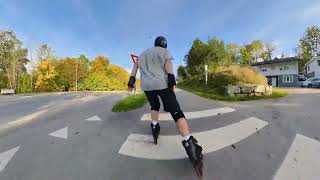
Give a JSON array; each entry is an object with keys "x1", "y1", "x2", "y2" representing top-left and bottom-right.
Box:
[{"x1": 128, "y1": 36, "x2": 204, "y2": 178}]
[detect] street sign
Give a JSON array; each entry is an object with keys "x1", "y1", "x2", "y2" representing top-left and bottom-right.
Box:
[{"x1": 131, "y1": 54, "x2": 139, "y2": 64}]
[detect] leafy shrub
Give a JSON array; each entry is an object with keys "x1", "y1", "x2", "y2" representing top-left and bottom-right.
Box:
[
  {"x1": 179, "y1": 65, "x2": 267, "y2": 95},
  {"x1": 79, "y1": 72, "x2": 127, "y2": 91},
  {"x1": 220, "y1": 65, "x2": 267, "y2": 85}
]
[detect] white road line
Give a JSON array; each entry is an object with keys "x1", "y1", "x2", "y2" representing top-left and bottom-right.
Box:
[
  {"x1": 7, "y1": 109, "x2": 48, "y2": 126},
  {"x1": 118, "y1": 117, "x2": 268, "y2": 160},
  {"x1": 273, "y1": 134, "x2": 320, "y2": 180},
  {"x1": 0, "y1": 146, "x2": 20, "y2": 172},
  {"x1": 49, "y1": 126, "x2": 68, "y2": 139},
  {"x1": 85, "y1": 115, "x2": 102, "y2": 121},
  {"x1": 0, "y1": 109, "x2": 48, "y2": 133},
  {"x1": 140, "y1": 107, "x2": 236, "y2": 121}
]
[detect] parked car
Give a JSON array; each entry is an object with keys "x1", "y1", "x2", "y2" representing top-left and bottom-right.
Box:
[
  {"x1": 300, "y1": 77, "x2": 316, "y2": 87},
  {"x1": 310, "y1": 77, "x2": 320, "y2": 87}
]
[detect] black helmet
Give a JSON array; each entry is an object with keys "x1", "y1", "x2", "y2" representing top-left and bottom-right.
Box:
[{"x1": 154, "y1": 36, "x2": 167, "y2": 48}]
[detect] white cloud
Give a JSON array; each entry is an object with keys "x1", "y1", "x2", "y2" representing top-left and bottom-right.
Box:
[
  {"x1": 251, "y1": 25, "x2": 274, "y2": 41},
  {"x1": 302, "y1": 2, "x2": 320, "y2": 20}
]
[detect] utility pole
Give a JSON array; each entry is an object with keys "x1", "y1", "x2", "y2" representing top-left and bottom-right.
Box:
[
  {"x1": 30, "y1": 48, "x2": 33, "y2": 92},
  {"x1": 205, "y1": 64, "x2": 208, "y2": 87}
]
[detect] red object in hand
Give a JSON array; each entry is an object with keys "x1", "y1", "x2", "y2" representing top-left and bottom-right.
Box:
[{"x1": 131, "y1": 54, "x2": 139, "y2": 64}]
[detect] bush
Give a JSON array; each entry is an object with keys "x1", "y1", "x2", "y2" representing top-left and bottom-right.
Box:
[
  {"x1": 179, "y1": 65, "x2": 268, "y2": 95},
  {"x1": 221, "y1": 65, "x2": 267, "y2": 85},
  {"x1": 112, "y1": 93, "x2": 148, "y2": 112},
  {"x1": 79, "y1": 72, "x2": 126, "y2": 91}
]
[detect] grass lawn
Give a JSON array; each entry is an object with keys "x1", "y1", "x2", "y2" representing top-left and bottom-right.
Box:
[
  {"x1": 178, "y1": 84, "x2": 288, "y2": 101},
  {"x1": 112, "y1": 93, "x2": 148, "y2": 112}
]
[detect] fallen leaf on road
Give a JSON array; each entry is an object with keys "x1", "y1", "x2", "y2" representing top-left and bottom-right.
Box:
[
  {"x1": 231, "y1": 144, "x2": 237, "y2": 149},
  {"x1": 266, "y1": 153, "x2": 273, "y2": 159}
]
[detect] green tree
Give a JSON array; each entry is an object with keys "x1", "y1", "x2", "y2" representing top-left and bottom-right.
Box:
[
  {"x1": 205, "y1": 37, "x2": 231, "y2": 71},
  {"x1": 240, "y1": 40, "x2": 266, "y2": 64},
  {"x1": 226, "y1": 44, "x2": 241, "y2": 64},
  {"x1": 0, "y1": 30, "x2": 29, "y2": 89},
  {"x1": 177, "y1": 65, "x2": 187, "y2": 82},
  {"x1": 17, "y1": 72, "x2": 32, "y2": 93},
  {"x1": 184, "y1": 38, "x2": 208, "y2": 75},
  {"x1": 298, "y1": 25, "x2": 320, "y2": 70},
  {"x1": 262, "y1": 43, "x2": 275, "y2": 61}
]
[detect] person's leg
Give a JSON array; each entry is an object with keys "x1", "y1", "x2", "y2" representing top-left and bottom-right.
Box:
[
  {"x1": 151, "y1": 110, "x2": 159, "y2": 125},
  {"x1": 158, "y1": 88, "x2": 190, "y2": 139},
  {"x1": 158, "y1": 88, "x2": 203, "y2": 177},
  {"x1": 144, "y1": 90, "x2": 161, "y2": 144}
]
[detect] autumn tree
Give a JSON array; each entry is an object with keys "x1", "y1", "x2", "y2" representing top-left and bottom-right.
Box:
[
  {"x1": 297, "y1": 25, "x2": 320, "y2": 70},
  {"x1": 36, "y1": 44, "x2": 55, "y2": 62},
  {"x1": 57, "y1": 57, "x2": 86, "y2": 91},
  {"x1": 34, "y1": 59, "x2": 60, "y2": 92},
  {"x1": 91, "y1": 56, "x2": 110, "y2": 73}
]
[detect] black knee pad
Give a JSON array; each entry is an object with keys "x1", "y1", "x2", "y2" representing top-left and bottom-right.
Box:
[{"x1": 170, "y1": 109, "x2": 185, "y2": 122}]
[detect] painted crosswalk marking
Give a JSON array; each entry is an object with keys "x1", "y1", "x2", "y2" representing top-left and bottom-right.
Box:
[
  {"x1": 85, "y1": 115, "x2": 102, "y2": 121},
  {"x1": 118, "y1": 117, "x2": 268, "y2": 160},
  {"x1": 0, "y1": 146, "x2": 20, "y2": 172},
  {"x1": 49, "y1": 126, "x2": 68, "y2": 139},
  {"x1": 140, "y1": 107, "x2": 236, "y2": 121},
  {"x1": 273, "y1": 134, "x2": 320, "y2": 180}
]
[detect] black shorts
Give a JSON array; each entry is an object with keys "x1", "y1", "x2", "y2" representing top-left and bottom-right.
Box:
[{"x1": 144, "y1": 88, "x2": 181, "y2": 113}]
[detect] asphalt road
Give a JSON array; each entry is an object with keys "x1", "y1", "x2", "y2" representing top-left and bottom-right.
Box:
[{"x1": 0, "y1": 88, "x2": 320, "y2": 180}]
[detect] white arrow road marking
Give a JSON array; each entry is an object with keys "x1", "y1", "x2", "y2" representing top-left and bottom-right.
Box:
[
  {"x1": 273, "y1": 134, "x2": 320, "y2": 180},
  {"x1": 0, "y1": 146, "x2": 20, "y2": 172},
  {"x1": 118, "y1": 117, "x2": 268, "y2": 160},
  {"x1": 140, "y1": 107, "x2": 236, "y2": 121},
  {"x1": 85, "y1": 115, "x2": 102, "y2": 121},
  {"x1": 49, "y1": 126, "x2": 68, "y2": 139}
]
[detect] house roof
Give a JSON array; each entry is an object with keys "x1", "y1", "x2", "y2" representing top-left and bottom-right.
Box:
[
  {"x1": 304, "y1": 56, "x2": 320, "y2": 67},
  {"x1": 251, "y1": 57, "x2": 299, "y2": 66}
]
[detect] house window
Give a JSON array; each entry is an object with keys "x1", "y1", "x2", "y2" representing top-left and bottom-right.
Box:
[
  {"x1": 283, "y1": 75, "x2": 293, "y2": 83},
  {"x1": 308, "y1": 65, "x2": 310, "y2": 71},
  {"x1": 318, "y1": 60, "x2": 320, "y2": 66},
  {"x1": 280, "y1": 66, "x2": 289, "y2": 70},
  {"x1": 285, "y1": 65, "x2": 289, "y2": 70}
]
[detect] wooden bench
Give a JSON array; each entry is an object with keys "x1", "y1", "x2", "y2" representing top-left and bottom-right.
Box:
[{"x1": 1, "y1": 89, "x2": 15, "y2": 95}]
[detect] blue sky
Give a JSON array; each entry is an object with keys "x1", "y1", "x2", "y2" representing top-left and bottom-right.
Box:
[{"x1": 1, "y1": 0, "x2": 320, "y2": 73}]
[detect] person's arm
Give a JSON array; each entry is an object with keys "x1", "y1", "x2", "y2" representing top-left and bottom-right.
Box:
[
  {"x1": 128, "y1": 62, "x2": 139, "y2": 92},
  {"x1": 165, "y1": 58, "x2": 173, "y2": 74},
  {"x1": 131, "y1": 62, "x2": 139, "y2": 77},
  {"x1": 164, "y1": 56, "x2": 176, "y2": 89}
]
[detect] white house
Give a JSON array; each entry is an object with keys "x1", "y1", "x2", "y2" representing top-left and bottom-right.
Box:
[
  {"x1": 304, "y1": 56, "x2": 320, "y2": 78},
  {"x1": 251, "y1": 57, "x2": 299, "y2": 87}
]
